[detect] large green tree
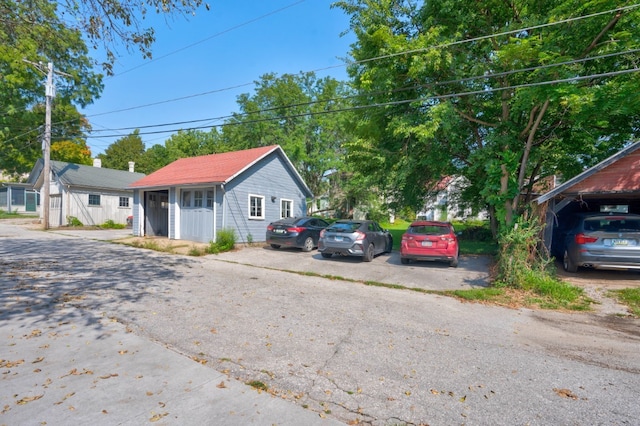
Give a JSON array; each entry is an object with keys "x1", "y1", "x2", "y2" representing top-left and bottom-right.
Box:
[
  {"x1": 0, "y1": 0, "x2": 101, "y2": 176},
  {"x1": 98, "y1": 130, "x2": 145, "y2": 170},
  {"x1": 221, "y1": 72, "x2": 354, "y2": 203},
  {"x1": 336, "y1": 0, "x2": 640, "y2": 232}
]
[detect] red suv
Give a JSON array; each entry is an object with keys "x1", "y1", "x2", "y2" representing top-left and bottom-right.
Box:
[{"x1": 400, "y1": 221, "x2": 459, "y2": 267}]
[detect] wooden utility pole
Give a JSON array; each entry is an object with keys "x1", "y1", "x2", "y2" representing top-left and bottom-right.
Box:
[{"x1": 42, "y1": 62, "x2": 53, "y2": 230}]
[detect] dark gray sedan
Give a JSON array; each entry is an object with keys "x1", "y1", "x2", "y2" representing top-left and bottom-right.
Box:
[
  {"x1": 318, "y1": 220, "x2": 393, "y2": 262},
  {"x1": 266, "y1": 217, "x2": 330, "y2": 252},
  {"x1": 558, "y1": 212, "x2": 640, "y2": 272}
]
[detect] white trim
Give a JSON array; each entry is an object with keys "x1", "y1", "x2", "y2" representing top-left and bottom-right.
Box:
[
  {"x1": 280, "y1": 198, "x2": 293, "y2": 219},
  {"x1": 248, "y1": 194, "x2": 265, "y2": 220}
]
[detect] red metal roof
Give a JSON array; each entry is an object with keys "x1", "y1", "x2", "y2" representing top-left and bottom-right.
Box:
[{"x1": 129, "y1": 145, "x2": 280, "y2": 188}]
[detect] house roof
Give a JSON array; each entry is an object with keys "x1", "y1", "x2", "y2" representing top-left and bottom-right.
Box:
[
  {"x1": 28, "y1": 159, "x2": 146, "y2": 191},
  {"x1": 129, "y1": 145, "x2": 312, "y2": 196},
  {"x1": 536, "y1": 140, "x2": 640, "y2": 204}
]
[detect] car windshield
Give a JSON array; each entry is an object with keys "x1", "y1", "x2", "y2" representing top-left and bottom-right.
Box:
[
  {"x1": 584, "y1": 218, "x2": 640, "y2": 232},
  {"x1": 327, "y1": 222, "x2": 361, "y2": 233},
  {"x1": 409, "y1": 225, "x2": 450, "y2": 235}
]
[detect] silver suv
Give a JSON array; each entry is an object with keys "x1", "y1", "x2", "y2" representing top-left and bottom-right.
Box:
[{"x1": 558, "y1": 213, "x2": 640, "y2": 272}]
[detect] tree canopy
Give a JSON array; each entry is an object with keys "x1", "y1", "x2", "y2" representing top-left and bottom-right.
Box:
[{"x1": 336, "y1": 0, "x2": 640, "y2": 231}]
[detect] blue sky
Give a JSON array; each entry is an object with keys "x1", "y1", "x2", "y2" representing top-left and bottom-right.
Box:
[{"x1": 80, "y1": 0, "x2": 356, "y2": 156}]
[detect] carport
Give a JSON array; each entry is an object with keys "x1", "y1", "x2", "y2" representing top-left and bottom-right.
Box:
[{"x1": 536, "y1": 141, "x2": 640, "y2": 253}]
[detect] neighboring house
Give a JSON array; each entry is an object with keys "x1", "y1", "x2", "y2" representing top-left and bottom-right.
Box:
[
  {"x1": 28, "y1": 159, "x2": 145, "y2": 227},
  {"x1": 0, "y1": 182, "x2": 39, "y2": 214},
  {"x1": 536, "y1": 140, "x2": 640, "y2": 251},
  {"x1": 417, "y1": 176, "x2": 488, "y2": 222},
  {"x1": 128, "y1": 145, "x2": 313, "y2": 244}
]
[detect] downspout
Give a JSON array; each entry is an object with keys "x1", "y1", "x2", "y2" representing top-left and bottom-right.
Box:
[{"x1": 221, "y1": 183, "x2": 226, "y2": 229}]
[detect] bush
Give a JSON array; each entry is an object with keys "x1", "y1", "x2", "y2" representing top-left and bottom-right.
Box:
[
  {"x1": 101, "y1": 219, "x2": 125, "y2": 229},
  {"x1": 67, "y1": 216, "x2": 83, "y2": 227},
  {"x1": 207, "y1": 228, "x2": 236, "y2": 254}
]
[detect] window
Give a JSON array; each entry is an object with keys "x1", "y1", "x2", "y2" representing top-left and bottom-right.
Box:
[
  {"x1": 119, "y1": 197, "x2": 130, "y2": 207},
  {"x1": 182, "y1": 190, "x2": 191, "y2": 207},
  {"x1": 206, "y1": 190, "x2": 214, "y2": 208},
  {"x1": 249, "y1": 195, "x2": 265, "y2": 219},
  {"x1": 194, "y1": 190, "x2": 203, "y2": 207},
  {"x1": 280, "y1": 199, "x2": 293, "y2": 219},
  {"x1": 88, "y1": 194, "x2": 101, "y2": 206}
]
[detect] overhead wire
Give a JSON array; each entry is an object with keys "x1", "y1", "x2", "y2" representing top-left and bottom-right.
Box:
[{"x1": 6, "y1": 4, "x2": 640, "y2": 146}]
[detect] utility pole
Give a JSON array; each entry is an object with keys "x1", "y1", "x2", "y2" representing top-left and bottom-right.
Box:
[
  {"x1": 23, "y1": 59, "x2": 71, "y2": 229},
  {"x1": 42, "y1": 62, "x2": 53, "y2": 230}
]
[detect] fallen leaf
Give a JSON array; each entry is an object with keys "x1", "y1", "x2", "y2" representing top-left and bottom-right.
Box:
[
  {"x1": 146, "y1": 391, "x2": 154, "y2": 396},
  {"x1": 32, "y1": 357, "x2": 44, "y2": 364},
  {"x1": 431, "y1": 389, "x2": 439, "y2": 395},
  {"x1": 118, "y1": 350, "x2": 128, "y2": 355},
  {"x1": 217, "y1": 381, "x2": 226, "y2": 389},
  {"x1": 17, "y1": 394, "x2": 44, "y2": 405},
  {"x1": 553, "y1": 388, "x2": 578, "y2": 400},
  {"x1": 99, "y1": 373, "x2": 118, "y2": 379},
  {"x1": 405, "y1": 391, "x2": 411, "y2": 396},
  {"x1": 149, "y1": 412, "x2": 169, "y2": 422},
  {"x1": 459, "y1": 395, "x2": 467, "y2": 402},
  {"x1": 210, "y1": 328, "x2": 217, "y2": 334}
]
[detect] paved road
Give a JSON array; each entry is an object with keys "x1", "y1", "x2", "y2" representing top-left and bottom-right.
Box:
[{"x1": 2, "y1": 222, "x2": 639, "y2": 425}]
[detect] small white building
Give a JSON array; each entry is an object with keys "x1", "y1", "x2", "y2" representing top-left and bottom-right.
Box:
[
  {"x1": 417, "y1": 176, "x2": 488, "y2": 222},
  {"x1": 28, "y1": 159, "x2": 145, "y2": 227}
]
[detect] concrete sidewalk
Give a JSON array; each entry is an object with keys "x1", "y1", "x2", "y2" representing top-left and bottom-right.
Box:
[{"x1": 0, "y1": 304, "x2": 342, "y2": 425}]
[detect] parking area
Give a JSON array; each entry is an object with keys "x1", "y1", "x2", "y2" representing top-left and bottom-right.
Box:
[{"x1": 211, "y1": 245, "x2": 492, "y2": 291}]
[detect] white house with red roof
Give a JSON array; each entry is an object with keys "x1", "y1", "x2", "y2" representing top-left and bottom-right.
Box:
[{"x1": 128, "y1": 145, "x2": 313, "y2": 244}]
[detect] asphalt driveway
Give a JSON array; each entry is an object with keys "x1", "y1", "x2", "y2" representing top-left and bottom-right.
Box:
[
  {"x1": 212, "y1": 245, "x2": 492, "y2": 291},
  {"x1": 2, "y1": 221, "x2": 639, "y2": 425}
]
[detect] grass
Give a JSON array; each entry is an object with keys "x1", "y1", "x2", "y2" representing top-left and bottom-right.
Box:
[
  {"x1": 380, "y1": 218, "x2": 498, "y2": 255},
  {"x1": 0, "y1": 210, "x2": 38, "y2": 219},
  {"x1": 608, "y1": 288, "x2": 640, "y2": 317}
]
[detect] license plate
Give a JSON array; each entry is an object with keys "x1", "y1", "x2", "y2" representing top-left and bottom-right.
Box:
[
  {"x1": 274, "y1": 229, "x2": 285, "y2": 234},
  {"x1": 421, "y1": 241, "x2": 432, "y2": 247},
  {"x1": 334, "y1": 236, "x2": 343, "y2": 242},
  {"x1": 612, "y1": 239, "x2": 628, "y2": 246}
]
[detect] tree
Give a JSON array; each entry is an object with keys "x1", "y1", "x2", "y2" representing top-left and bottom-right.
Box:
[
  {"x1": 1, "y1": 0, "x2": 207, "y2": 75},
  {"x1": 98, "y1": 130, "x2": 145, "y2": 170},
  {"x1": 336, "y1": 0, "x2": 640, "y2": 233},
  {"x1": 221, "y1": 72, "x2": 354, "y2": 204},
  {"x1": 51, "y1": 140, "x2": 92, "y2": 165},
  {"x1": 0, "y1": 0, "x2": 102, "y2": 175}
]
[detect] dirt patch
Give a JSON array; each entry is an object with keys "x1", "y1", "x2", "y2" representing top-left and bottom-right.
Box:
[
  {"x1": 554, "y1": 261, "x2": 640, "y2": 317},
  {"x1": 115, "y1": 236, "x2": 211, "y2": 256}
]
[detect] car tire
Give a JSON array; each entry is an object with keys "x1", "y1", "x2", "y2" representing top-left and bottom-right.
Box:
[
  {"x1": 385, "y1": 237, "x2": 392, "y2": 254},
  {"x1": 270, "y1": 244, "x2": 281, "y2": 249},
  {"x1": 321, "y1": 252, "x2": 333, "y2": 258},
  {"x1": 363, "y1": 243, "x2": 374, "y2": 262},
  {"x1": 400, "y1": 257, "x2": 409, "y2": 265},
  {"x1": 302, "y1": 236, "x2": 314, "y2": 252},
  {"x1": 563, "y1": 250, "x2": 578, "y2": 273}
]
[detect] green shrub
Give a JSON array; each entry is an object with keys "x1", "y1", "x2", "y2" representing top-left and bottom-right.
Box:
[
  {"x1": 67, "y1": 216, "x2": 83, "y2": 227},
  {"x1": 207, "y1": 228, "x2": 236, "y2": 254},
  {"x1": 101, "y1": 219, "x2": 125, "y2": 229}
]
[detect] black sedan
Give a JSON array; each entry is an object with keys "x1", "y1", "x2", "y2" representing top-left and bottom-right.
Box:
[
  {"x1": 266, "y1": 217, "x2": 330, "y2": 252},
  {"x1": 318, "y1": 219, "x2": 393, "y2": 262}
]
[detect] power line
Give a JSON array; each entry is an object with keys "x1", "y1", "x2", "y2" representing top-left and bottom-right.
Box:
[
  {"x1": 76, "y1": 67, "x2": 640, "y2": 139},
  {"x1": 81, "y1": 48, "x2": 640, "y2": 135}
]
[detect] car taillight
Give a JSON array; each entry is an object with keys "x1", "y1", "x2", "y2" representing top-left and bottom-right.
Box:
[
  {"x1": 287, "y1": 227, "x2": 305, "y2": 233},
  {"x1": 267, "y1": 225, "x2": 274, "y2": 231},
  {"x1": 355, "y1": 230, "x2": 366, "y2": 241},
  {"x1": 575, "y1": 233, "x2": 598, "y2": 244}
]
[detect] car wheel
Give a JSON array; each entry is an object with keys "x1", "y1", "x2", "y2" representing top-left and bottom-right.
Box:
[
  {"x1": 400, "y1": 257, "x2": 409, "y2": 265},
  {"x1": 563, "y1": 250, "x2": 578, "y2": 273},
  {"x1": 321, "y1": 252, "x2": 333, "y2": 258},
  {"x1": 270, "y1": 244, "x2": 281, "y2": 249},
  {"x1": 302, "y1": 236, "x2": 314, "y2": 252},
  {"x1": 363, "y1": 243, "x2": 374, "y2": 262}
]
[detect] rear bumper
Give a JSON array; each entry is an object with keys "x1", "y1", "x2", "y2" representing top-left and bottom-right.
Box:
[{"x1": 318, "y1": 242, "x2": 364, "y2": 256}]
